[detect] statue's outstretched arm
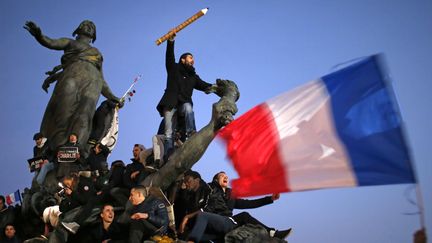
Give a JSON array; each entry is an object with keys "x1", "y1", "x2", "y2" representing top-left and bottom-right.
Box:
[
  {"x1": 142, "y1": 79, "x2": 240, "y2": 190},
  {"x1": 24, "y1": 21, "x2": 70, "y2": 50}
]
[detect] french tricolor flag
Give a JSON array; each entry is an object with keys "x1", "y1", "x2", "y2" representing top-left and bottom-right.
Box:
[
  {"x1": 218, "y1": 55, "x2": 416, "y2": 197},
  {"x1": 6, "y1": 190, "x2": 21, "y2": 206}
]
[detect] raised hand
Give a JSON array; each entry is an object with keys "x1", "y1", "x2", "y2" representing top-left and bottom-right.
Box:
[{"x1": 24, "y1": 21, "x2": 41, "y2": 37}]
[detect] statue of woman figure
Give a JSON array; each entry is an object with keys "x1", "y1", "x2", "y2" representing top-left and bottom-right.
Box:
[{"x1": 24, "y1": 20, "x2": 121, "y2": 153}]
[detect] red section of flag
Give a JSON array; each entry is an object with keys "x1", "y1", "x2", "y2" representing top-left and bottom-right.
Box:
[
  {"x1": 218, "y1": 104, "x2": 289, "y2": 197},
  {"x1": 5, "y1": 196, "x2": 12, "y2": 205}
]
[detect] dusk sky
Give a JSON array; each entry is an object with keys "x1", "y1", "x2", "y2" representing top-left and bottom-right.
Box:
[{"x1": 1, "y1": 1, "x2": 431, "y2": 242}]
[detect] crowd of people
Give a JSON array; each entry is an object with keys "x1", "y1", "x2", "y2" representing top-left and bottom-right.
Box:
[
  {"x1": 1, "y1": 140, "x2": 292, "y2": 243},
  {"x1": 1, "y1": 30, "x2": 291, "y2": 243},
  {"x1": 1, "y1": 19, "x2": 427, "y2": 243}
]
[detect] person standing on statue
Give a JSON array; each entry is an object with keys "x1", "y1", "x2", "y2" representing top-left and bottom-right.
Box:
[
  {"x1": 156, "y1": 33, "x2": 217, "y2": 158},
  {"x1": 24, "y1": 20, "x2": 122, "y2": 155}
]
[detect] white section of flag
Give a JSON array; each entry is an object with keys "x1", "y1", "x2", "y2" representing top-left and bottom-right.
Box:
[{"x1": 266, "y1": 79, "x2": 357, "y2": 191}]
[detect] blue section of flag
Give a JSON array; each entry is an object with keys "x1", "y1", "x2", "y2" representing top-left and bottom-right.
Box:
[
  {"x1": 321, "y1": 55, "x2": 416, "y2": 185},
  {"x1": 14, "y1": 190, "x2": 21, "y2": 203},
  {"x1": 6, "y1": 190, "x2": 21, "y2": 205}
]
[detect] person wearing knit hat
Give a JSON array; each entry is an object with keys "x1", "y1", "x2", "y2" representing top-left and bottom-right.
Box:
[
  {"x1": 32, "y1": 132, "x2": 55, "y2": 188},
  {"x1": 33, "y1": 132, "x2": 44, "y2": 141}
]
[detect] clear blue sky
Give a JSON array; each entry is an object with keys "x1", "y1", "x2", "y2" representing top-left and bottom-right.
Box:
[{"x1": 1, "y1": 1, "x2": 431, "y2": 242}]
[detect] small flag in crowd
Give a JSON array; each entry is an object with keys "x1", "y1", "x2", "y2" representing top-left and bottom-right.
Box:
[
  {"x1": 218, "y1": 55, "x2": 416, "y2": 198},
  {"x1": 6, "y1": 190, "x2": 21, "y2": 206}
]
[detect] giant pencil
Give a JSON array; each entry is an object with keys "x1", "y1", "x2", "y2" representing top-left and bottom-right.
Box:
[{"x1": 156, "y1": 8, "x2": 209, "y2": 46}]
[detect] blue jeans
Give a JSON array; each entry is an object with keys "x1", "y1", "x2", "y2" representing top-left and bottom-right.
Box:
[
  {"x1": 163, "y1": 108, "x2": 177, "y2": 140},
  {"x1": 163, "y1": 102, "x2": 196, "y2": 156},
  {"x1": 36, "y1": 162, "x2": 55, "y2": 186},
  {"x1": 163, "y1": 108, "x2": 176, "y2": 158},
  {"x1": 179, "y1": 102, "x2": 196, "y2": 135},
  {"x1": 188, "y1": 211, "x2": 236, "y2": 242},
  {"x1": 163, "y1": 102, "x2": 196, "y2": 138}
]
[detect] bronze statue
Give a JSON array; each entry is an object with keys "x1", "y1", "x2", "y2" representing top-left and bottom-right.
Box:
[{"x1": 24, "y1": 20, "x2": 121, "y2": 153}]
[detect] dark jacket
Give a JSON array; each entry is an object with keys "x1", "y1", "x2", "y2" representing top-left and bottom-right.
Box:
[
  {"x1": 89, "y1": 99, "x2": 117, "y2": 143},
  {"x1": 33, "y1": 138, "x2": 54, "y2": 162},
  {"x1": 87, "y1": 145, "x2": 110, "y2": 172},
  {"x1": 98, "y1": 161, "x2": 126, "y2": 196},
  {"x1": 174, "y1": 180, "x2": 211, "y2": 227},
  {"x1": 122, "y1": 159, "x2": 144, "y2": 189},
  {"x1": 129, "y1": 196, "x2": 169, "y2": 234},
  {"x1": 156, "y1": 40, "x2": 212, "y2": 116},
  {"x1": 89, "y1": 219, "x2": 128, "y2": 242},
  {"x1": 0, "y1": 236, "x2": 22, "y2": 243},
  {"x1": 108, "y1": 162, "x2": 126, "y2": 189},
  {"x1": 59, "y1": 176, "x2": 97, "y2": 213},
  {"x1": 204, "y1": 181, "x2": 273, "y2": 217},
  {"x1": 187, "y1": 180, "x2": 212, "y2": 213}
]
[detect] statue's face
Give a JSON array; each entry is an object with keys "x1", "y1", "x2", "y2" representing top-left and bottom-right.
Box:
[{"x1": 76, "y1": 21, "x2": 96, "y2": 40}]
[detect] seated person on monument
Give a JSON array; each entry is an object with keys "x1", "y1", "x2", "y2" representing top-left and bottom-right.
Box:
[
  {"x1": 138, "y1": 131, "x2": 184, "y2": 171},
  {"x1": 127, "y1": 185, "x2": 169, "y2": 243},
  {"x1": 88, "y1": 203, "x2": 128, "y2": 243},
  {"x1": 56, "y1": 133, "x2": 86, "y2": 179},
  {"x1": 176, "y1": 170, "x2": 211, "y2": 239},
  {"x1": 107, "y1": 144, "x2": 148, "y2": 208},
  {"x1": 123, "y1": 144, "x2": 148, "y2": 190},
  {"x1": 29, "y1": 132, "x2": 54, "y2": 190},
  {"x1": 86, "y1": 143, "x2": 110, "y2": 175},
  {"x1": 57, "y1": 175, "x2": 96, "y2": 232},
  {"x1": 105, "y1": 160, "x2": 128, "y2": 207},
  {"x1": 61, "y1": 165, "x2": 127, "y2": 235},
  {"x1": 185, "y1": 171, "x2": 291, "y2": 243}
]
